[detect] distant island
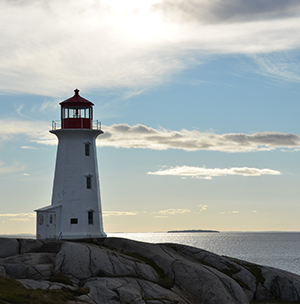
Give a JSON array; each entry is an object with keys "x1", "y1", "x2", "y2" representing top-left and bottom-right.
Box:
[{"x1": 167, "y1": 229, "x2": 220, "y2": 233}]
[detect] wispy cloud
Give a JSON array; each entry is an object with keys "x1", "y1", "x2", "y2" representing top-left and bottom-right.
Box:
[
  {"x1": 0, "y1": 119, "x2": 55, "y2": 145},
  {"x1": 0, "y1": 161, "x2": 25, "y2": 174},
  {"x1": 1, "y1": 0, "x2": 300, "y2": 95},
  {"x1": 0, "y1": 119, "x2": 50, "y2": 138},
  {"x1": 199, "y1": 205, "x2": 208, "y2": 212},
  {"x1": 103, "y1": 211, "x2": 139, "y2": 217},
  {"x1": 157, "y1": 209, "x2": 191, "y2": 215},
  {"x1": 148, "y1": 166, "x2": 281, "y2": 180},
  {"x1": 39, "y1": 100, "x2": 60, "y2": 113},
  {"x1": 103, "y1": 209, "x2": 191, "y2": 218},
  {"x1": 0, "y1": 213, "x2": 35, "y2": 218},
  {"x1": 8, "y1": 218, "x2": 31, "y2": 222},
  {"x1": 0, "y1": 212, "x2": 35, "y2": 224},
  {"x1": 252, "y1": 53, "x2": 300, "y2": 82},
  {"x1": 21, "y1": 146, "x2": 37, "y2": 150}
]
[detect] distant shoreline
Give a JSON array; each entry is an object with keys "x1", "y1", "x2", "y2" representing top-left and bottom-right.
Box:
[{"x1": 167, "y1": 229, "x2": 220, "y2": 233}]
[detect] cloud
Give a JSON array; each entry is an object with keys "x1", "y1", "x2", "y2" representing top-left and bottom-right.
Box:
[
  {"x1": 0, "y1": 119, "x2": 50, "y2": 139},
  {"x1": 154, "y1": 0, "x2": 300, "y2": 24},
  {"x1": 199, "y1": 205, "x2": 208, "y2": 212},
  {"x1": 0, "y1": 212, "x2": 35, "y2": 223},
  {"x1": 0, "y1": 119, "x2": 56, "y2": 145},
  {"x1": 148, "y1": 166, "x2": 281, "y2": 179},
  {"x1": 2, "y1": 120, "x2": 300, "y2": 153},
  {"x1": 0, "y1": 213, "x2": 36, "y2": 218},
  {"x1": 157, "y1": 209, "x2": 191, "y2": 215},
  {"x1": 1, "y1": 0, "x2": 300, "y2": 96},
  {"x1": 8, "y1": 218, "x2": 31, "y2": 222},
  {"x1": 0, "y1": 161, "x2": 25, "y2": 174},
  {"x1": 103, "y1": 211, "x2": 139, "y2": 217},
  {"x1": 21, "y1": 146, "x2": 37, "y2": 150},
  {"x1": 252, "y1": 53, "x2": 300, "y2": 82},
  {"x1": 103, "y1": 209, "x2": 191, "y2": 218},
  {"x1": 230, "y1": 211, "x2": 240, "y2": 214},
  {"x1": 98, "y1": 124, "x2": 300, "y2": 152},
  {"x1": 0, "y1": 0, "x2": 186, "y2": 96}
]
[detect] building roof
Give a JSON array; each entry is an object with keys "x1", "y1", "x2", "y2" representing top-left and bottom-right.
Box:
[
  {"x1": 35, "y1": 204, "x2": 62, "y2": 212},
  {"x1": 60, "y1": 89, "x2": 94, "y2": 107}
]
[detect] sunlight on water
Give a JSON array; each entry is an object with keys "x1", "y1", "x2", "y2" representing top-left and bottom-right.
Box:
[{"x1": 108, "y1": 232, "x2": 300, "y2": 276}]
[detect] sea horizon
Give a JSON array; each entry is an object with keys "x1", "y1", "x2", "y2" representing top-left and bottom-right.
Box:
[{"x1": 2, "y1": 230, "x2": 300, "y2": 238}]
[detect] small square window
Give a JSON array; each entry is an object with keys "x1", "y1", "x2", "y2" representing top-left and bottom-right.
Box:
[
  {"x1": 70, "y1": 218, "x2": 78, "y2": 224},
  {"x1": 85, "y1": 143, "x2": 90, "y2": 156},
  {"x1": 86, "y1": 176, "x2": 92, "y2": 189}
]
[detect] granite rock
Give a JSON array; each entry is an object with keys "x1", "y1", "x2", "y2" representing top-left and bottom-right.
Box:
[
  {"x1": 0, "y1": 252, "x2": 55, "y2": 280},
  {"x1": 0, "y1": 238, "x2": 19, "y2": 258},
  {"x1": 55, "y1": 242, "x2": 160, "y2": 284},
  {"x1": 101, "y1": 238, "x2": 249, "y2": 304},
  {"x1": 85, "y1": 277, "x2": 188, "y2": 304},
  {"x1": 17, "y1": 278, "x2": 76, "y2": 291},
  {"x1": 1, "y1": 237, "x2": 300, "y2": 304},
  {"x1": 19, "y1": 239, "x2": 43, "y2": 254},
  {"x1": 0, "y1": 265, "x2": 6, "y2": 277}
]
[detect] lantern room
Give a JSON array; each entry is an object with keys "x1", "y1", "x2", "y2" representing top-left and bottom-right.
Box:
[{"x1": 60, "y1": 89, "x2": 93, "y2": 129}]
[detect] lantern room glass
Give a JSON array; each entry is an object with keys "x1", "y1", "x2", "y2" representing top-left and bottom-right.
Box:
[{"x1": 62, "y1": 107, "x2": 91, "y2": 119}]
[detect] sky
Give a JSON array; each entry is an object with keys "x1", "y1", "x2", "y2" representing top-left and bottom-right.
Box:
[{"x1": 1, "y1": 0, "x2": 300, "y2": 234}]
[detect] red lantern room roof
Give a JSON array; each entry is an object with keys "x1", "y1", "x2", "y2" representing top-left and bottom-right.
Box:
[{"x1": 60, "y1": 89, "x2": 94, "y2": 107}]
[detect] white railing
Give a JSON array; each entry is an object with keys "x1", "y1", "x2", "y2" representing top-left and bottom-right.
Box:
[
  {"x1": 93, "y1": 120, "x2": 102, "y2": 130},
  {"x1": 52, "y1": 120, "x2": 102, "y2": 130},
  {"x1": 52, "y1": 120, "x2": 60, "y2": 130}
]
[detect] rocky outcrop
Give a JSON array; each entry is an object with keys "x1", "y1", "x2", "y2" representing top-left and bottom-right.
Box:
[
  {"x1": 0, "y1": 237, "x2": 43, "y2": 258},
  {"x1": 85, "y1": 277, "x2": 187, "y2": 304},
  {"x1": 0, "y1": 237, "x2": 300, "y2": 304},
  {"x1": 55, "y1": 242, "x2": 160, "y2": 283},
  {"x1": 0, "y1": 238, "x2": 19, "y2": 258}
]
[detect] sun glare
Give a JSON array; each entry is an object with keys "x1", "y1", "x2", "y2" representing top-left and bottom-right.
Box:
[{"x1": 107, "y1": 0, "x2": 165, "y2": 41}]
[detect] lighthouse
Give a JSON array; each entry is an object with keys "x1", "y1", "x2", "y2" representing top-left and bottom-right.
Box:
[{"x1": 35, "y1": 89, "x2": 106, "y2": 239}]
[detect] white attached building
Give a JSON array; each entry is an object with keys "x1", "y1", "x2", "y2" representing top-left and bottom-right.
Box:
[{"x1": 35, "y1": 89, "x2": 106, "y2": 239}]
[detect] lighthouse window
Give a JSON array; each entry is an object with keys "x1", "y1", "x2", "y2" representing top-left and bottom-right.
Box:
[
  {"x1": 85, "y1": 143, "x2": 90, "y2": 156},
  {"x1": 63, "y1": 108, "x2": 69, "y2": 119},
  {"x1": 62, "y1": 107, "x2": 91, "y2": 119},
  {"x1": 88, "y1": 211, "x2": 94, "y2": 225},
  {"x1": 70, "y1": 218, "x2": 78, "y2": 224},
  {"x1": 86, "y1": 176, "x2": 92, "y2": 189},
  {"x1": 70, "y1": 108, "x2": 81, "y2": 118},
  {"x1": 84, "y1": 108, "x2": 90, "y2": 119}
]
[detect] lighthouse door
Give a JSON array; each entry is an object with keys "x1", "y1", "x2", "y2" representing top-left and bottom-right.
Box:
[{"x1": 47, "y1": 213, "x2": 56, "y2": 239}]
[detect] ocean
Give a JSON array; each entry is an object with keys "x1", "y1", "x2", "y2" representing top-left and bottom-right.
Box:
[
  {"x1": 3, "y1": 232, "x2": 300, "y2": 276},
  {"x1": 108, "y1": 232, "x2": 300, "y2": 276}
]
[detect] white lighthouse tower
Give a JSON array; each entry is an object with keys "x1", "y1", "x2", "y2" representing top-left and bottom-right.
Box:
[{"x1": 35, "y1": 89, "x2": 106, "y2": 239}]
